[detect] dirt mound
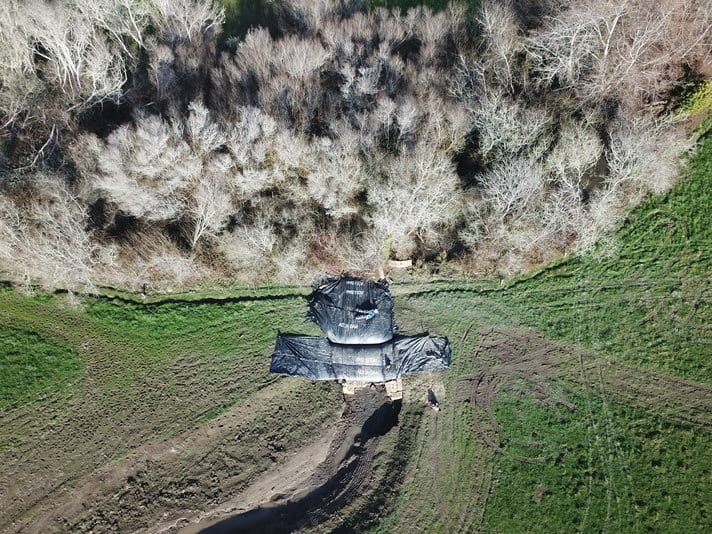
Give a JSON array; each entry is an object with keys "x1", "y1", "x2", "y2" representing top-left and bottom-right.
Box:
[
  {"x1": 183, "y1": 386, "x2": 401, "y2": 533},
  {"x1": 3, "y1": 379, "x2": 342, "y2": 534}
]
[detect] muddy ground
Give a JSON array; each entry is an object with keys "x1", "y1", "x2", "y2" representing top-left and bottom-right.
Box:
[
  {"x1": 2, "y1": 379, "x2": 409, "y2": 534},
  {"x1": 2, "y1": 326, "x2": 710, "y2": 533},
  {"x1": 183, "y1": 386, "x2": 399, "y2": 533}
]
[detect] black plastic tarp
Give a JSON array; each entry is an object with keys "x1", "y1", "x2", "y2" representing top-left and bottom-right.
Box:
[
  {"x1": 270, "y1": 334, "x2": 451, "y2": 382},
  {"x1": 307, "y1": 276, "x2": 396, "y2": 344}
]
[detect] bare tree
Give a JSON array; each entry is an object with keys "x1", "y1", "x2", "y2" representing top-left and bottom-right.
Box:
[
  {"x1": 365, "y1": 144, "x2": 460, "y2": 259},
  {"x1": 605, "y1": 114, "x2": 691, "y2": 195},
  {"x1": 0, "y1": 0, "x2": 704, "y2": 289},
  {"x1": 188, "y1": 157, "x2": 233, "y2": 247},
  {"x1": 545, "y1": 119, "x2": 603, "y2": 191},
  {"x1": 469, "y1": 89, "x2": 554, "y2": 162},
  {"x1": 477, "y1": 0, "x2": 522, "y2": 93},
  {"x1": 75, "y1": 114, "x2": 196, "y2": 221},
  {"x1": 149, "y1": 0, "x2": 224, "y2": 41},
  {"x1": 527, "y1": 0, "x2": 712, "y2": 109},
  {"x1": 306, "y1": 130, "x2": 367, "y2": 220},
  {"x1": 479, "y1": 158, "x2": 546, "y2": 222},
  {"x1": 0, "y1": 177, "x2": 104, "y2": 289}
]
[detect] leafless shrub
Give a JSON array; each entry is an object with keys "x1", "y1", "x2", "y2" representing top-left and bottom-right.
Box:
[
  {"x1": 365, "y1": 143, "x2": 460, "y2": 259},
  {"x1": 218, "y1": 215, "x2": 278, "y2": 280},
  {"x1": 0, "y1": 177, "x2": 106, "y2": 289},
  {"x1": 575, "y1": 186, "x2": 628, "y2": 253},
  {"x1": 470, "y1": 89, "x2": 554, "y2": 162},
  {"x1": 112, "y1": 229, "x2": 212, "y2": 290},
  {"x1": 307, "y1": 225, "x2": 381, "y2": 276},
  {"x1": 0, "y1": 0, "x2": 704, "y2": 289},
  {"x1": 477, "y1": 0, "x2": 522, "y2": 92},
  {"x1": 545, "y1": 120, "x2": 603, "y2": 186},
  {"x1": 149, "y1": 0, "x2": 223, "y2": 41},
  {"x1": 527, "y1": 0, "x2": 711, "y2": 110},
  {"x1": 75, "y1": 114, "x2": 195, "y2": 221},
  {"x1": 272, "y1": 242, "x2": 312, "y2": 284}
]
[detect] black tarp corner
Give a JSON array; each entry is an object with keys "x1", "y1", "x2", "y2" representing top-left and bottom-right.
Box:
[
  {"x1": 392, "y1": 334, "x2": 452, "y2": 375},
  {"x1": 270, "y1": 334, "x2": 333, "y2": 379},
  {"x1": 307, "y1": 276, "x2": 396, "y2": 344},
  {"x1": 270, "y1": 334, "x2": 451, "y2": 382}
]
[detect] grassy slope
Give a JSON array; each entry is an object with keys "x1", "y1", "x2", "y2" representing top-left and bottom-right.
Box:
[
  {"x1": 0, "y1": 324, "x2": 81, "y2": 410},
  {"x1": 373, "y1": 132, "x2": 711, "y2": 532},
  {"x1": 498, "y1": 135, "x2": 712, "y2": 383},
  {"x1": 0, "y1": 138, "x2": 710, "y2": 531},
  {"x1": 486, "y1": 392, "x2": 710, "y2": 533},
  {"x1": 0, "y1": 286, "x2": 343, "y2": 530}
]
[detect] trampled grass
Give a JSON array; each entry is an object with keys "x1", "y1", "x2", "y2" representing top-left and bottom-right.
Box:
[
  {"x1": 0, "y1": 324, "x2": 81, "y2": 410},
  {"x1": 496, "y1": 131, "x2": 712, "y2": 383},
  {"x1": 0, "y1": 280, "x2": 351, "y2": 531},
  {"x1": 398, "y1": 131, "x2": 711, "y2": 385},
  {"x1": 376, "y1": 132, "x2": 711, "y2": 531},
  {"x1": 0, "y1": 283, "x2": 323, "y2": 421},
  {"x1": 486, "y1": 390, "x2": 711, "y2": 533}
]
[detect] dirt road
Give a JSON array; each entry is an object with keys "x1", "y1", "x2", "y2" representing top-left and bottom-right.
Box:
[{"x1": 180, "y1": 386, "x2": 399, "y2": 533}]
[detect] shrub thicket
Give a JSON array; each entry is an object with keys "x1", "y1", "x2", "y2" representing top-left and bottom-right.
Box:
[{"x1": 0, "y1": 0, "x2": 708, "y2": 289}]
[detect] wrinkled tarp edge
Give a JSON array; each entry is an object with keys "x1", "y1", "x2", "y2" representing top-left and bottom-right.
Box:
[{"x1": 270, "y1": 334, "x2": 451, "y2": 382}]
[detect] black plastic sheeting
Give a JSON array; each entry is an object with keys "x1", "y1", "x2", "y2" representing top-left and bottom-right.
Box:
[
  {"x1": 270, "y1": 334, "x2": 451, "y2": 383},
  {"x1": 307, "y1": 276, "x2": 396, "y2": 344}
]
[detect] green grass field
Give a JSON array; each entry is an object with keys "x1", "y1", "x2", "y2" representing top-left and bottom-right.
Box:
[
  {"x1": 0, "y1": 324, "x2": 81, "y2": 410},
  {"x1": 486, "y1": 392, "x2": 710, "y2": 532},
  {"x1": 0, "y1": 119, "x2": 710, "y2": 533},
  {"x1": 370, "y1": 130, "x2": 711, "y2": 532}
]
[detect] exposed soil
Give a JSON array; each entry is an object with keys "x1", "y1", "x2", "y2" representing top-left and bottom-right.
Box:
[
  {"x1": 2, "y1": 379, "x2": 343, "y2": 534},
  {"x1": 1, "y1": 381, "x2": 402, "y2": 534},
  {"x1": 179, "y1": 386, "x2": 400, "y2": 533},
  {"x1": 3, "y1": 325, "x2": 710, "y2": 533}
]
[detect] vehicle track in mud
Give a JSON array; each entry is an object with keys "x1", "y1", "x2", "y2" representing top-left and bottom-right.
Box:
[
  {"x1": 2, "y1": 378, "x2": 342, "y2": 534},
  {"x1": 189, "y1": 325, "x2": 712, "y2": 534},
  {"x1": 185, "y1": 386, "x2": 402, "y2": 533},
  {"x1": 453, "y1": 327, "x2": 712, "y2": 450},
  {"x1": 2, "y1": 274, "x2": 710, "y2": 533}
]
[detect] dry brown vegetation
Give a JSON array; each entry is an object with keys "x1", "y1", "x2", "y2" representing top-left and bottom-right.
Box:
[{"x1": 0, "y1": 0, "x2": 709, "y2": 290}]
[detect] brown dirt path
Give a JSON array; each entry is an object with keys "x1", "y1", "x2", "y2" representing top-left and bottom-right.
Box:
[
  {"x1": 181, "y1": 386, "x2": 396, "y2": 534},
  {"x1": 4, "y1": 382, "x2": 398, "y2": 534},
  {"x1": 4, "y1": 379, "x2": 342, "y2": 534}
]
